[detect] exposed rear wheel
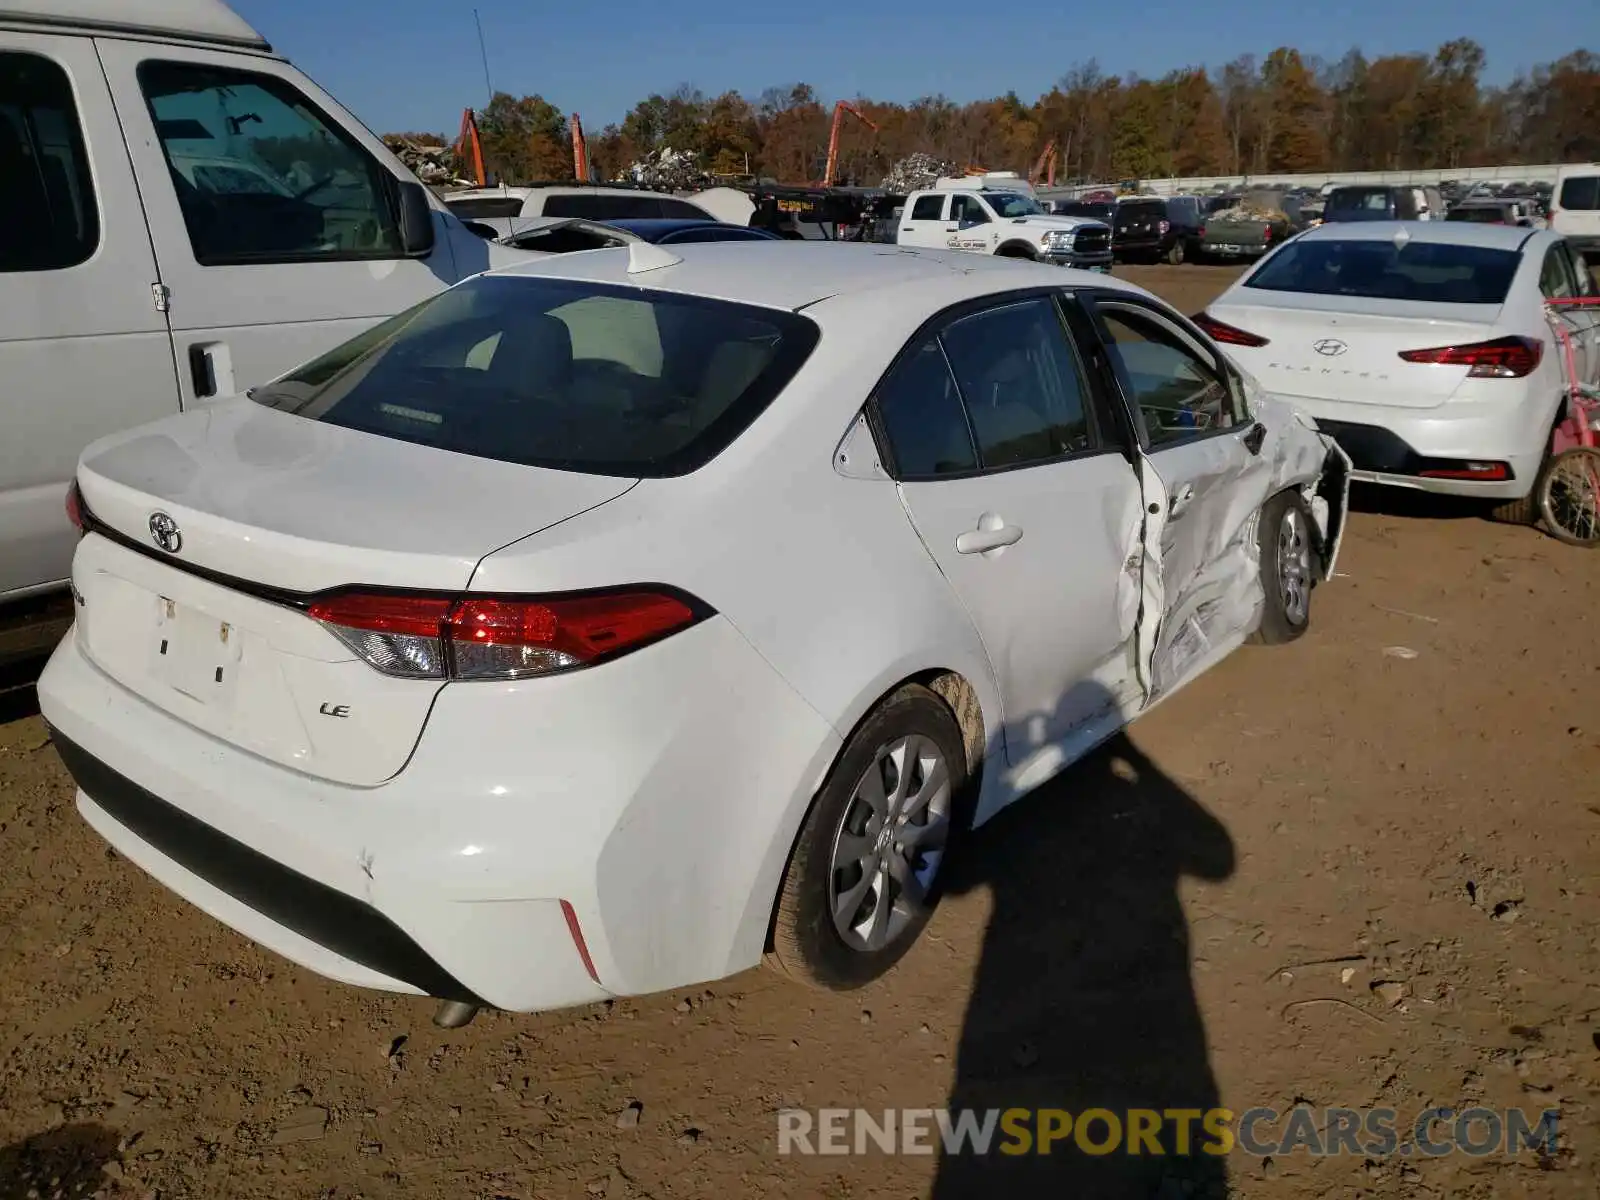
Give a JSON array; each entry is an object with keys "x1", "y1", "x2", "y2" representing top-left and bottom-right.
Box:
[
  {"x1": 1251, "y1": 490, "x2": 1315, "y2": 645},
  {"x1": 1537, "y1": 447, "x2": 1600, "y2": 546},
  {"x1": 766, "y1": 685, "x2": 969, "y2": 990},
  {"x1": 1166, "y1": 240, "x2": 1186, "y2": 265}
]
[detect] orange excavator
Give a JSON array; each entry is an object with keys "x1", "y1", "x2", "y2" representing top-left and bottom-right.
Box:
[
  {"x1": 453, "y1": 107, "x2": 486, "y2": 187},
  {"x1": 570, "y1": 112, "x2": 589, "y2": 181},
  {"x1": 819, "y1": 100, "x2": 878, "y2": 187},
  {"x1": 1030, "y1": 138, "x2": 1058, "y2": 186}
]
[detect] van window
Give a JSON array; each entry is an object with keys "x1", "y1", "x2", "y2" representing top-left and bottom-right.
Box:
[
  {"x1": 543, "y1": 193, "x2": 664, "y2": 219},
  {"x1": 138, "y1": 61, "x2": 403, "y2": 266},
  {"x1": 0, "y1": 51, "x2": 99, "y2": 272},
  {"x1": 1560, "y1": 175, "x2": 1599, "y2": 211},
  {"x1": 444, "y1": 196, "x2": 526, "y2": 220}
]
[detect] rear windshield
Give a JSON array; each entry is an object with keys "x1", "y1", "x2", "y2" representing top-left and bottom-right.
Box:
[
  {"x1": 443, "y1": 196, "x2": 525, "y2": 220},
  {"x1": 1326, "y1": 188, "x2": 1395, "y2": 214},
  {"x1": 544, "y1": 193, "x2": 664, "y2": 219},
  {"x1": 1118, "y1": 200, "x2": 1164, "y2": 217},
  {"x1": 1055, "y1": 202, "x2": 1114, "y2": 221},
  {"x1": 1243, "y1": 239, "x2": 1521, "y2": 304},
  {"x1": 249, "y1": 275, "x2": 819, "y2": 477}
]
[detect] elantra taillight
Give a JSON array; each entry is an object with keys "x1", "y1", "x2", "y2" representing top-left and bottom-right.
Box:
[
  {"x1": 1192, "y1": 310, "x2": 1271, "y2": 347},
  {"x1": 306, "y1": 587, "x2": 707, "y2": 680},
  {"x1": 1398, "y1": 335, "x2": 1542, "y2": 378}
]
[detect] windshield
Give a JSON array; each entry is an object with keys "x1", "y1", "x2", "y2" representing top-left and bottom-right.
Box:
[
  {"x1": 1446, "y1": 206, "x2": 1509, "y2": 224},
  {"x1": 1244, "y1": 239, "x2": 1520, "y2": 304},
  {"x1": 250, "y1": 275, "x2": 820, "y2": 477},
  {"x1": 981, "y1": 191, "x2": 1043, "y2": 218}
]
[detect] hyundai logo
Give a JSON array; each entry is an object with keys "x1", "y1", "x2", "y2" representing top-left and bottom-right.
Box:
[
  {"x1": 1313, "y1": 338, "x2": 1348, "y2": 357},
  {"x1": 149, "y1": 511, "x2": 182, "y2": 554}
]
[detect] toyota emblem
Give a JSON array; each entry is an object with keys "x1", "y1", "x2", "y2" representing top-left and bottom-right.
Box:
[
  {"x1": 149, "y1": 511, "x2": 182, "y2": 554},
  {"x1": 1312, "y1": 338, "x2": 1348, "y2": 357}
]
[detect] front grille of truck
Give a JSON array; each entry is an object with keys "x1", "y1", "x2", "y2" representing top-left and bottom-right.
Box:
[{"x1": 1074, "y1": 228, "x2": 1111, "y2": 254}]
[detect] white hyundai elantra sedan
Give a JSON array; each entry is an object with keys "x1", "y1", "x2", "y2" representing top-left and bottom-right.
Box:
[
  {"x1": 40, "y1": 242, "x2": 1348, "y2": 1020},
  {"x1": 1197, "y1": 222, "x2": 1600, "y2": 521}
]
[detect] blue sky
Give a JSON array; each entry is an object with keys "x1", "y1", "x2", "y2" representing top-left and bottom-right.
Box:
[{"x1": 233, "y1": 0, "x2": 1583, "y2": 136}]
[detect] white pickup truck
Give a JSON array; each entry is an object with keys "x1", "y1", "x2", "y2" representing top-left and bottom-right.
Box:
[{"x1": 895, "y1": 176, "x2": 1113, "y2": 271}]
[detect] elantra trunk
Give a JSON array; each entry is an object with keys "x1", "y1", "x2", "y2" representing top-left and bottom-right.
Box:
[
  {"x1": 70, "y1": 401, "x2": 636, "y2": 785},
  {"x1": 1209, "y1": 295, "x2": 1505, "y2": 409}
]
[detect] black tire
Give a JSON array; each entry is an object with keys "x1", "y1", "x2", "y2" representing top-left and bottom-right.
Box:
[
  {"x1": 1250, "y1": 490, "x2": 1316, "y2": 645},
  {"x1": 766, "y1": 685, "x2": 970, "y2": 990},
  {"x1": 1166, "y1": 239, "x2": 1186, "y2": 266}
]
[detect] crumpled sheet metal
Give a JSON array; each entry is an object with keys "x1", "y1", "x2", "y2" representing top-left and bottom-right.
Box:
[
  {"x1": 384, "y1": 138, "x2": 472, "y2": 188},
  {"x1": 1140, "y1": 388, "x2": 1349, "y2": 699},
  {"x1": 881, "y1": 153, "x2": 957, "y2": 194}
]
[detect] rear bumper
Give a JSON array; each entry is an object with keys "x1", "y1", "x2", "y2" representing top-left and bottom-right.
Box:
[
  {"x1": 39, "y1": 616, "x2": 841, "y2": 1012},
  {"x1": 1203, "y1": 242, "x2": 1270, "y2": 259},
  {"x1": 1273, "y1": 388, "x2": 1553, "y2": 499}
]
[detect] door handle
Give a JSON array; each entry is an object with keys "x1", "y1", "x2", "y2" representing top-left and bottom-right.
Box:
[
  {"x1": 1168, "y1": 483, "x2": 1195, "y2": 519},
  {"x1": 944, "y1": 225, "x2": 959, "y2": 232},
  {"x1": 1242, "y1": 422, "x2": 1267, "y2": 456},
  {"x1": 956, "y1": 522, "x2": 1023, "y2": 555},
  {"x1": 187, "y1": 341, "x2": 234, "y2": 401}
]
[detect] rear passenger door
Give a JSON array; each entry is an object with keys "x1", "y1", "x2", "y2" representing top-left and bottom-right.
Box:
[
  {"x1": 1082, "y1": 293, "x2": 1269, "y2": 700},
  {"x1": 871, "y1": 293, "x2": 1147, "y2": 766},
  {"x1": 95, "y1": 40, "x2": 455, "y2": 409},
  {"x1": 0, "y1": 35, "x2": 177, "y2": 597},
  {"x1": 897, "y1": 193, "x2": 949, "y2": 249}
]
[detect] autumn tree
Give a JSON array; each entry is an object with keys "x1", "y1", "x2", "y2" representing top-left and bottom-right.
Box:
[
  {"x1": 476, "y1": 92, "x2": 570, "y2": 183},
  {"x1": 1260, "y1": 48, "x2": 1327, "y2": 171}
]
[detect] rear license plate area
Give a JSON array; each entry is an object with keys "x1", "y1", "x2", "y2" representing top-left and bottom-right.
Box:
[{"x1": 151, "y1": 596, "x2": 243, "y2": 707}]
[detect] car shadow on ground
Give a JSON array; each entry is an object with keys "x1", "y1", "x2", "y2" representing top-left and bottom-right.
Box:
[
  {"x1": 0, "y1": 1123, "x2": 121, "y2": 1200},
  {"x1": 0, "y1": 655, "x2": 46, "y2": 726},
  {"x1": 1347, "y1": 480, "x2": 1496, "y2": 522},
  {"x1": 932, "y1": 730, "x2": 1236, "y2": 1199}
]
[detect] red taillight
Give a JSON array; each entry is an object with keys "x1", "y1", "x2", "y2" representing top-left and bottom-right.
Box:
[
  {"x1": 308, "y1": 587, "x2": 703, "y2": 680},
  {"x1": 1398, "y1": 335, "x2": 1542, "y2": 378},
  {"x1": 65, "y1": 480, "x2": 84, "y2": 533},
  {"x1": 1198, "y1": 223, "x2": 1207, "y2": 238},
  {"x1": 1192, "y1": 310, "x2": 1271, "y2": 347},
  {"x1": 1263, "y1": 225, "x2": 1274, "y2": 241}
]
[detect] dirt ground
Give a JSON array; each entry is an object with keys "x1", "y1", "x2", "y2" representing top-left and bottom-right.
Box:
[{"x1": 2, "y1": 264, "x2": 1598, "y2": 1200}]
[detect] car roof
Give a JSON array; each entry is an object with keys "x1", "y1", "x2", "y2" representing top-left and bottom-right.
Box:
[
  {"x1": 0, "y1": 0, "x2": 267, "y2": 48},
  {"x1": 1294, "y1": 220, "x2": 1542, "y2": 251},
  {"x1": 485, "y1": 242, "x2": 1151, "y2": 313}
]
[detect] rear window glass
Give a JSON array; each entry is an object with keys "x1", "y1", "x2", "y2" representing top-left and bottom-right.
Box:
[
  {"x1": 1244, "y1": 239, "x2": 1521, "y2": 304},
  {"x1": 1326, "y1": 188, "x2": 1394, "y2": 213},
  {"x1": 1119, "y1": 200, "x2": 1164, "y2": 216},
  {"x1": 444, "y1": 196, "x2": 525, "y2": 220},
  {"x1": 1560, "y1": 175, "x2": 1598, "y2": 211},
  {"x1": 249, "y1": 275, "x2": 819, "y2": 477},
  {"x1": 543, "y1": 193, "x2": 663, "y2": 219}
]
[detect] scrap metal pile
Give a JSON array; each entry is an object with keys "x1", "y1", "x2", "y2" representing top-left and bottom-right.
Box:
[
  {"x1": 382, "y1": 137, "x2": 471, "y2": 188},
  {"x1": 880, "y1": 153, "x2": 957, "y2": 195},
  {"x1": 624, "y1": 147, "x2": 712, "y2": 192},
  {"x1": 1207, "y1": 188, "x2": 1290, "y2": 222}
]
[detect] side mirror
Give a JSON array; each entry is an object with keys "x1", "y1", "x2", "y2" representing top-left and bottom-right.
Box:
[{"x1": 396, "y1": 179, "x2": 436, "y2": 256}]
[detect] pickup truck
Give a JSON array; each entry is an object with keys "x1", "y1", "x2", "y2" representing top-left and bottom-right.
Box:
[
  {"x1": 896, "y1": 185, "x2": 1113, "y2": 271},
  {"x1": 1200, "y1": 194, "x2": 1293, "y2": 262}
]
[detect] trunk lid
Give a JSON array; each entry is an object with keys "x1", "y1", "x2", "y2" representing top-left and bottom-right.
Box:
[
  {"x1": 1208, "y1": 294, "x2": 1503, "y2": 409},
  {"x1": 72, "y1": 401, "x2": 635, "y2": 784}
]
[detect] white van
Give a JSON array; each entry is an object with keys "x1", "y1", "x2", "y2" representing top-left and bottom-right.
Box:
[
  {"x1": 1552, "y1": 164, "x2": 1600, "y2": 260},
  {"x1": 0, "y1": 0, "x2": 531, "y2": 603}
]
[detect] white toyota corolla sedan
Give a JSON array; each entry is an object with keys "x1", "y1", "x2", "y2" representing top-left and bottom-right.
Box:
[
  {"x1": 40, "y1": 242, "x2": 1348, "y2": 1020},
  {"x1": 1197, "y1": 222, "x2": 1600, "y2": 520}
]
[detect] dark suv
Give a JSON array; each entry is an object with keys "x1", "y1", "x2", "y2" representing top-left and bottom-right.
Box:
[{"x1": 1102, "y1": 196, "x2": 1207, "y2": 264}]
